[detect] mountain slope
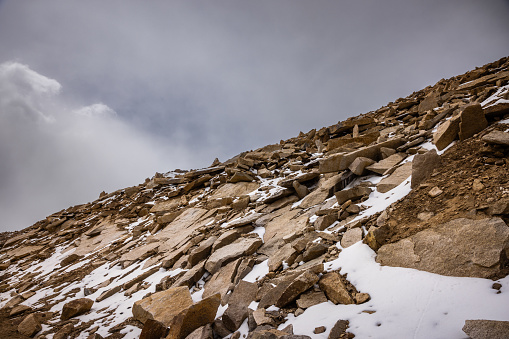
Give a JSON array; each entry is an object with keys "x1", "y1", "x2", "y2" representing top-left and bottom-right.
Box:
[{"x1": 1, "y1": 56, "x2": 509, "y2": 339}]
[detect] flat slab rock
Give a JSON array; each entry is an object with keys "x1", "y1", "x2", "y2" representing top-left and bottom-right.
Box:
[
  {"x1": 463, "y1": 319, "x2": 509, "y2": 339},
  {"x1": 376, "y1": 217, "x2": 509, "y2": 278}
]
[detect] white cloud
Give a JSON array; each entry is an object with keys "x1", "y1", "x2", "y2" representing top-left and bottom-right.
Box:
[{"x1": 0, "y1": 62, "x2": 194, "y2": 231}]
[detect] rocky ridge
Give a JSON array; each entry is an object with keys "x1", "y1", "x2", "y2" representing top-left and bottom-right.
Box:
[{"x1": 1, "y1": 56, "x2": 509, "y2": 339}]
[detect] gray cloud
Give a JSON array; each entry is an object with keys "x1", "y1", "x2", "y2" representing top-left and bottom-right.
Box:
[{"x1": 0, "y1": 0, "x2": 508, "y2": 231}]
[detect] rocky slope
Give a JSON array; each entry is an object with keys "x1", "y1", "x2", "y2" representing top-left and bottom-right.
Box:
[{"x1": 1, "y1": 56, "x2": 509, "y2": 339}]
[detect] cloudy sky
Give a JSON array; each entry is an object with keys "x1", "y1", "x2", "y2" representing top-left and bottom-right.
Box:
[{"x1": 0, "y1": 0, "x2": 508, "y2": 232}]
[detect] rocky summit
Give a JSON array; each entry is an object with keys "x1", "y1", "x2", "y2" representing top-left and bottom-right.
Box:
[{"x1": 1, "y1": 57, "x2": 509, "y2": 339}]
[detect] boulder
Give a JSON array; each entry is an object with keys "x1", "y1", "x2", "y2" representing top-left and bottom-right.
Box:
[
  {"x1": 411, "y1": 149, "x2": 441, "y2": 189},
  {"x1": 268, "y1": 243, "x2": 299, "y2": 272},
  {"x1": 314, "y1": 214, "x2": 337, "y2": 231},
  {"x1": 139, "y1": 319, "x2": 169, "y2": 339},
  {"x1": 173, "y1": 261, "x2": 206, "y2": 288},
  {"x1": 185, "y1": 324, "x2": 214, "y2": 339},
  {"x1": 462, "y1": 320, "x2": 509, "y2": 339},
  {"x1": 18, "y1": 314, "x2": 41, "y2": 337},
  {"x1": 9, "y1": 304, "x2": 32, "y2": 316},
  {"x1": 230, "y1": 171, "x2": 255, "y2": 183},
  {"x1": 132, "y1": 286, "x2": 193, "y2": 326},
  {"x1": 61, "y1": 298, "x2": 94, "y2": 320},
  {"x1": 203, "y1": 259, "x2": 240, "y2": 300},
  {"x1": 292, "y1": 181, "x2": 309, "y2": 199},
  {"x1": 166, "y1": 294, "x2": 221, "y2": 339},
  {"x1": 302, "y1": 242, "x2": 328, "y2": 262},
  {"x1": 482, "y1": 130, "x2": 509, "y2": 146},
  {"x1": 205, "y1": 236, "x2": 262, "y2": 274},
  {"x1": 341, "y1": 228, "x2": 363, "y2": 248},
  {"x1": 188, "y1": 236, "x2": 217, "y2": 267},
  {"x1": 458, "y1": 103, "x2": 488, "y2": 141},
  {"x1": 275, "y1": 271, "x2": 319, "y2": 308},
  {"x1": 433, "y1": 115, "x2": 460, "y2": 151},
  {"x1": 348, "y1": 157, "x2": 375, "y2": 176},
  {"x1": 296, "y1": 291, "x2": 328, "y2": 309},
  {"x1": 376, "y1": 162, "x2": 412, "y2": 193},
  {"x1": 376, "y1": 217, "x2": 509, "y2": 278},
  {"x1": 318, "y1": 272, "x2": 354, "y2": 305},
  {"x1": 335, "y1": 186, "x2": 372, "y2": 205},
  {"x1": 53, "y1": 323, "x2": 74, "y2": 339},
  {"x1": 365, "y1": 153, "x2": 406, "y2": 175},
  {"x1": 222, "y1": 281, "x2": 258, "y2": 331}
]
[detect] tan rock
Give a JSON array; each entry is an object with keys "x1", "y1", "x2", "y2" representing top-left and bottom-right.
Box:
[
  {"x1": 185, "y1": 324, "x2": 214, "y2": 339},
  {"x1": 209, "y1": 182, "x2": 259, "y2": 199},
  {"x1": 411, "y1": 149, "x2": 441, "y2": 189},
  {"x1": 458, "y1": 103, "x2": 488, "y2": 141},
  {"x1": 376, "y1": 162, "x2": 412, "y2": 193},
  {"x1": 203, "y1": 259, "x2": 240, "y2": 300},
  {"x1": 335, "y1": 186, "x2": 372, "y2": 205},
  {"x1": 482, "y1": 130, "x2": 509, "y2": 146},
  {"x1": 132, "y1": 286, "x2": 193, "y2": 326},
  {"x1": 348, "y1": 157, "x2": 376, "y2": 176},
  {"x1": 222, "y1": 281, "x2": 258, "y2": 331},
  {"x1": 433, "y1": 115, "x2": 460, "y2": 151},
  {"x1": 268, "y1": 243, "x2": 299, "y2": 272},
  {"x1": 61, "y1": 298, "x2": 94, "y2": 320},
  {"x1": 18, "y1": 313, "x2": 41, "y2": 337},
  {"x1": 341, "y1": 228, "x2": 363, "y2": 248},
  {"x1": 166, "y1": 294, "x2": 221, "y2": 339},
  {"x1": 230, "y1": 171, "x2": 255, "y2": 183},
  {"x1": 276, "y1": 271, "x2": 319, "y2": 308},
  {"x1": 140, "y1": 319, "x2": 169, "y2": 339},
  {"x1": 318, "y1": 272, "x2": 354, "y2": 305},
  {"x1": 205, "y1": 236, "x2": 262, "y2": 274},
  {"x1": 296, "y1": 291, "x2": 328, "y2": 309},
  {"x1": 428, "y1": 186, "x2": 443, "y2": 197},
  {"x1": 376, "y1": 217, "x2": 509, "y2": 278},
  {"x1": 292, "y1": 181, "x2": 309, "y2": 199},
  {"x1": 462, "y1": 319, "x2": 509, "y2": 339},
  {"x1": 188, "y1": 236, "x2": 217, "y2": 267}
]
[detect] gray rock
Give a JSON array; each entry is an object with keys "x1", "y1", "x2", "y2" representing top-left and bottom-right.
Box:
[
  {"x1": 433, "y1": 115, "x2": 460, "y2": 151},
  {"x1": 376, "y1": 217, "x2": 509, "y2": 278},
  {"x1": 462, "y1": 319, "x2": 509, "y2": 339},
  {"x1": 376, "y1": 162, "x2": 412, "y2": 193},
  {"x1": 341, "y1": 228, "x2": 363, "y2": 248}
]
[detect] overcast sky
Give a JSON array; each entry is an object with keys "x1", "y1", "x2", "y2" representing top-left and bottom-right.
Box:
[{"x1": 0, "y1": 0, "x2": 508, "y2": 232}]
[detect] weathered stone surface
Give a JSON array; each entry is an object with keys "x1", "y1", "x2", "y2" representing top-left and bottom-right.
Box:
[
  {"x1": 150, "y1": 198, "x2": 181, "y2": 214},
  {"x1": 411, "y1": 149, "x2": 441, "y2": 189},
  {"x1": 166, "y1": 294, "x2": 221, "y2": 339},
  {"x1": 54, "y1": 323, "x2": 74, "y2": 339},
  {"x1": 292, "y1": 181, "x2": 309, "y2": 199},
  {"x1": 230, "y1": 171, "x2": 255, "y2": 183},
  {"x1": 418, "y1": 92, "x2": 440, "y2": 113},
  {"x1": 314, "y1": 214, "x2": 337, "y2": 231},
  {"x1": 173, "y1": 261, "x2": 206, "y2": 288},
  {"x1": 458, "y1": 103, "x2": 488, "y2": 141},
  {"x1": 9, "y1": 304, "x2": 32, "y2": 316},
  {"x1": 210, "y1": 182, "x2": 259, "y2": 199},
  {"x1": 140, "y1": 318, "x2": 169, "y2": 339},
  {"x1": 61, "y1": 298, "x2": 94, "y2": 320},
  {"x1": 299, "y1": 173, "x2": 343, "y2": 209},
  {"x1": 302, "y1": 242, "x2": 328, "y2": 262},
  {"x1": 462, "y1": 319, "x2": 509, "y2": 339},
  {"x1": 8, "y1": 245, "x2": 44, "y2": 261},
  {"x1": 279, "y1": 171, "x2": 320, "y2": 188},
  {"x1": 61, "y1": 253, "x2": 84, "y2": 267},
  {"x1": 296, "y1": 291, "x2": 328, "y2": 309},
  {"x1": 119, "y1": 242, "x2": 160, "y2": 264},
  {"x1": 18, "y1": 313, "x2": 41, "y2": 337},
  {"x1": 376, "y1": 217, "x2": 509, "y2": 278},
  {"x1": 132, "y1": 286, "x2": 193, "y2": 326},
  {"x1": 484, "y1": 101, "x2": 509, "y2": 117},
  {"x1": 348, "y1": 157, "x2": 375, "y2": 176},
  {"x1": 318, "y1": 272, "x2": 354, "y2": 305},
  {"x1": 276, "y1": 271, "x2": 319, "y2": 308},
  {"x1": 433, "y1": 115, "x2": 460, "y2": 151},
  {"x1": 222, "y1": 281, "x2": 258, "y2": 331},
  {"x1": 157, "y1": 211, "x2": 182, "y2": 224},
  {"x1": 205, "y1": 236, "x2": 262, "y2": 274},
  {"x1": 319, "y1": 138, "x2": 405, "y2": 173},
  {"x1": 188, "y1": 236, "x2": 217, "y2": 267},
  {"x1": 203, "y1": 259, "x2": 240, "y2": 300},
  {"x1": 224, "y1": 213, "x2": 264, "y2": 228},
  {"x1": 365, "y1": 153, "x2": 406, "y2": 175},
  {"x1": 185, "y1": 324, "x2": 214, "y2": 339},
  {"x1": 123, "y1": 267, "x2": 160, "y2": 290},
  {"x1": 482, "y1": 130, "x2": 509, "y2": 146},
  {"x1": 268, "y1": 243, "x2": 299, "y2": 272},
  {"x1": 328, "y1": 320, "x2": 349, "y2": 339},
  {"x1": 376, "y1": 162, "x2": 412, "y2": 193},
  {"x1": 341, "y1": 228, "x2": 363, "y2": 248},
  {"x1": 96, "y1": 285, "x2": 122, "y2": 302},
  {"x1": 334, "y1": 186, "x2": 372, "y2": 205}
]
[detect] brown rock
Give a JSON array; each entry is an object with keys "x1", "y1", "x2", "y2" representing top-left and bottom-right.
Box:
[
  {"x1": 335, "y1": 186, "x2": 372, "y2": 205},
  {"x1": 458, "y1": 103, "x2": 488, "y2": 141},
  {"x1": 376, "y1": 162, "x2": 412, "y2": 193},
  {"x1": 222, "y1": 281, "x2": 258, "y2": 331},
  {"x1": 348, "y1": 157, "x2": 375, "y2": 176},
  {"x1": 54, "y1": 323, "x2": 74, "y2": 339},
  {"x1": 354, "y1": 292, "x2": 370, "y2": 304},
  {"x1": 9, "y1": 304, "x2": 32, "y2": 316},
  {"x1": 341, "y1": 228, "x2": 363, "y2": 248},
  {"x1": 61, "y1": 298, "x2": 94, "y2": 320},
  {"x1": 223, "y1": 213, "x2": 264, "y2": 229},
  {"x1": 482, "y1": 130, "x2": 509, "y2": 146},
  {"x1": 376, "y1": 218, "x2": 509, "y2": 278},
  {"x1": 296, "y1": 291, "x2": 328, "y2": 309},
  {"x1": 166, "y1": 293, "x2": 221, "y2": 339},
  {"x1": 185, "y1": 324, "x2": 214, "y2": 339},
  {"x1": 318, "y1": 272, "x2": 354, "y2": 305},
  {"x1": 132, "y1": 286, "x2": 193, "y2": 326},
  {"x1": 463, "y1": 320, "x2": 509, "y2": 339},
  {"x1": 328, "y1": 320, "x2": 349, "y2": 339},
  {"x1": 203, "y1": 259, "x2": 240, "y2": 300},
  {"x1": 276, "y1": 271, "x2": 319, "y2": 308},
  {"x1": 411, "y1": 149, "x2": 441, "y2": 189},
  {"x1": 230, "y1": 171, "x2": 254, "y2": 183},
  {"x1": 268, "y1": 243, "x2": 299, "y2": 272},
  {"x1": 140, "y1": 319, "x2": 169, "y2": 339},
  {"x1": 205, "y1": 236, "x2": 262, "y2": 274},
  {"x1": 188, "y1": 236, "x2": 217, "y2": 267},
  {"x1": 428, "y1": 186, "x2": 443, "y2": 197},
  {"x1": 302, "y1": 242, "x2": 328, "y2": 262},
  {"x1": 292, "y1": 181, "x2": 309, "y2": 199},
  {"x1": 172, "y1": 261, "x2": 206, "y2": 288},
  {"x1": 18, "y1": 313, "x2": 41, "y2": 337},
  {"x1": 433, "y1": 115, "x2": 460, "y2": 151},
  {"x1": 314, "y1": 214, "x2": 337, "y2": 231}
]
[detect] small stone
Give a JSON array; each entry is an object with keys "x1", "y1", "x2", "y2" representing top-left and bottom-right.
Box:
[
  {"x1": 354, "y1": 292, "x2": 370, "y2": 304},
  {"x1": 294, "y1": 308, "x2": 305, "y2": 317},
  {"x1": 428, "y1": 187, "x2": 443, "y2": 198},
  {"x1": 472, "y1": 179, "x2": 485, "y2": 191},
  {"x1": 61, "y1": 298, "x2": 94, "y2": 320},
  {"x1": 492, "y1": 283, "x2": 502, "y2": 290},
  {"x1": 314, "y1": 326, "x2": 326, "y2": 334}
]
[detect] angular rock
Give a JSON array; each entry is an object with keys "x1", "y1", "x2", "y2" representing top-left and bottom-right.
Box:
[
  {"x1": 341, "y1": 228, "x2": 363, "y2": 248},
  {"x1": 292, "y1": 181, "x2": 309, "y2": 199},
  {"x1": 335, "y1": 186, "x2": 372, "y2": 205},
  {"x1": 318, "y1": 272, "x2": 354, "y2": 305},
  {"x1": 96, "y1": 285, "x2": 122, "y2": 302},
  {"x1": 61, "y1": 298, "x2": 94, "y2": 320},
  {"x1": 203, "y1": 259, "x2": 240, "y2": 300},
  {"x1": 185, "y1": 324, "x2": 214, "y2": 339},
  {"x1": 173, "y1": 261, "x2": 206, "y2": 288},
  {"x1": 302, "y1": 242, "x2": 328, "y2": 262},
  {"x1": 376, "y1": 217, "x2": 509, "y2": 278},
  {"x1": 348, "y1": 157, "x2": 375, "y2": 176},
  {"x1": 222, "y1": 281, "x2": 258, "y2": 331},
  {"x1": 188, "y1": 236, "x2": 217, "y2": 267},
  {"x1": 482, "y1": 130, "x2": 509, "y2": 146},
  {"x1": 328, "y1": 320, "x2": 349, "y2": 339},
  {"x1": 376, "y1": 162, "x2": 412, "y2": 193},
  {"x1": 18, "y1": 313, "x2": 41, "y2": 337},
  {"x1": 132, "y1": 286, "x2": 193, "y2": 326},
  {"x1": 459, "y1": 103, "x2": 488, "y2": 141},
  {"x1": 230, "y1": 171, "x2": 255, "y2": 183},
  {"x1": 9, "y1": 304, "x2": 32, "y2": 316},
  {"x1": 223, "y1": 213, "x2": 264, "y2": 229},
  {"x1": 314, "y1": 214, "x2": 337, "y2": 231},
  {"x1": 166, "y1": 293, "x2": 221, "y2": 339},
  {"x1": 462, "y1": 319, "x2": 509, "y2": 339},
  {"x1": 205, "y1": 236, "x2": 262, "y2": 274},
  {"x1": 276, "y1": 271, "x2": 319, "y2": 308},
  {"x1": 54, "y1": 323, "x2": 74, "y2": 339},
  {"x1": 268, "y1": 243, "x2": 299, "y2": 272},
  {"x1": 433, "y1": 115, "x2": 460, "y2": 151},
  {"x1": 296, "y1": 291, "x2": 328, "y2": 309},
  {"x1": 139, "y1": 319, "x2": 169, "y2": 339},
  {"x1": 411, "y1": 149, "x2": 441, "y2": 189}
]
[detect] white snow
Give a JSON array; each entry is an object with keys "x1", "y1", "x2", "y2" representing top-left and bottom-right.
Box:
[
  {"x1": 242, "y1": 259, "x2": 269, "y2": 283},
  {"x1": 280, "y1": 242, "x2": 509, "y2": 339}
]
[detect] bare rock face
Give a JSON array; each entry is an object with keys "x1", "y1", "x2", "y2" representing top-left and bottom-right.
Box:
[
  {"x1": 132, "y1": 286, "x2": 193, "y2": 326},
  {"x1": 376, "y1": 218, "x2": 509, "y2": 278},
  {"x1": 18, "y1": 313, "x2": 42, "y2": 337},
  {"x1": 462, "y1": 320, "x2": 509, "y2": 339},
  {"x1": 60, "y1": 298, "x2": 94, "y2": 320},
  {"x1": 458, "y1": 103, "x2": 488, "y2": 141},
  {"x1": 166, "y1": 293, "x2": 221, "y2": 339}
]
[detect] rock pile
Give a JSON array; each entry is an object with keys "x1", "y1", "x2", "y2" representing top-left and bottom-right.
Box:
[{"x1": 1, "y1": 57, "x2": 509, "y2": 338}]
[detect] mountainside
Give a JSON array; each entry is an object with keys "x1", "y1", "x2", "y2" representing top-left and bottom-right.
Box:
[{"x1": 1, "y1": 56, "x2": 509, "y2": 339}]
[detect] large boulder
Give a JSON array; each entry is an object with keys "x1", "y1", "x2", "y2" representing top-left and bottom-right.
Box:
[
  {"x1": 318, "y1": 272, "x2": 354, "y2": 305},
  {"x1": 411, "y1": 149, "x2": 441, "y2": 189},
  {"x1": 376, "y1": 217, "x2": 509, "y2": 278},
  {"x1": 458, "y1": 103, "x2": 488, "y2": 141},
  {"x1": 433, "y1": 115, "x2": 460, "y2": 151},
  {"x1": 132, "y1": 286, "x2": 193, "y2": 326},
  {"x1": 61, "y1": 298, "x2": 94, "y2": 320}
]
